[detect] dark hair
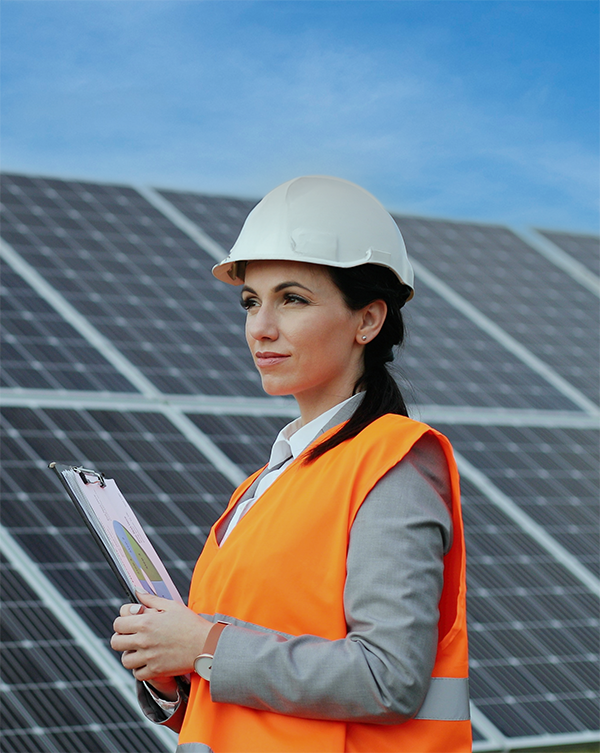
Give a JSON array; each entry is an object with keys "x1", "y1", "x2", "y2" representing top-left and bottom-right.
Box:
[{"x1": 304, "y1": 264, "x2": 412, "y2": 463}]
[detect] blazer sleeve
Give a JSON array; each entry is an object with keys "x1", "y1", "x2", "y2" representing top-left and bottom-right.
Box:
[{"x1": 208, "y1": 432, "x2": 453, "y2": 723}]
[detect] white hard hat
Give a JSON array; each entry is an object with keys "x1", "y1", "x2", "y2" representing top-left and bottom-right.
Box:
[{"x1": 212, "y1": 175, "x2": 414, "y2": 300}]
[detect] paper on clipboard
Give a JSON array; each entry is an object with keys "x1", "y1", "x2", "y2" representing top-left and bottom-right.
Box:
[{"x1": 50, "y1": 463, "x2": 183, "y2": 604}]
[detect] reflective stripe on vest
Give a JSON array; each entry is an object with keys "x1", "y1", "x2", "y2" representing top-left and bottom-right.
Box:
[{"x1": 415, "y1": 677, "x2": 470, "y2": 721}]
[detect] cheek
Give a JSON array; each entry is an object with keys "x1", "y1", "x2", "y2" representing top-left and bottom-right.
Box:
[{"x1": 298, "y1": 316, "x2": 356, "y2": 361}]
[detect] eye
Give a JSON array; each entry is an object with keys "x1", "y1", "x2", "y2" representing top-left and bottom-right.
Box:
[
  {"x1": 240, "y1": 296, "x2": 259, "y2": 310},
  {"x1": 283, "y1": 293, "x2": 310, "y2": 305}
]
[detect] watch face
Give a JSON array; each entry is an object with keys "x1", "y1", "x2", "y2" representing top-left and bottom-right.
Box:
[{"x1": 194, "y1": 654, "x2": 213, "y2": 681}]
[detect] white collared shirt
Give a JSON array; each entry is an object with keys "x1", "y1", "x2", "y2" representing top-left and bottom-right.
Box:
[{"x1": 220, "y1": 393, "x2": 362, "y2": 545}]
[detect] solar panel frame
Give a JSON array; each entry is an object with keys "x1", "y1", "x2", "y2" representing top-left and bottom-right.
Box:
[{"x1": 156, "y1": 188, "x2": 257, "y2": 250}]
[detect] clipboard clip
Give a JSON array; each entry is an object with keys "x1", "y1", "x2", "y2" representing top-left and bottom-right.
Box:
[{"x1": 74, "y1": 466, "x2": 106, "y2": 488}]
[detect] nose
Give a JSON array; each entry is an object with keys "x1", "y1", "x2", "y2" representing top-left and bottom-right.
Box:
[{"x1": 245, "y1": 303, "x2": 279, "y2": 342}]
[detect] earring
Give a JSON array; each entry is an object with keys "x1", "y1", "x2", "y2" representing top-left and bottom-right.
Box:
[{"x1": 361, "y1": 335, "x2": 367, "y2": 341}]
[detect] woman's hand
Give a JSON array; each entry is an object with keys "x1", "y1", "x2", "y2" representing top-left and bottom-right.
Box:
[{"x1": 111, "y1": 590, "x2": 212, "y2": 686}]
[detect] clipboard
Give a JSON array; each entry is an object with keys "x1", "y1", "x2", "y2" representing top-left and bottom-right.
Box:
[{"x1": 49, "y1": 462, "x2": 184, "y2": 605}]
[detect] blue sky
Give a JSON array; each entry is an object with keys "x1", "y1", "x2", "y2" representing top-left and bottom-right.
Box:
[{"x1": 1, "y1": 1, "x2": 598, "y2": 231}]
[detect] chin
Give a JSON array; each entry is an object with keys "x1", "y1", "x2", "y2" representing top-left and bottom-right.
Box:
[{"x1": 260, "y1": 378, "x2": 296, "y2": 397}]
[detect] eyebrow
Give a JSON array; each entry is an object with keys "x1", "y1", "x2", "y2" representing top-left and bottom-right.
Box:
[{"x1": 241, "y1": 281, "x2": 314, "y2": 295}]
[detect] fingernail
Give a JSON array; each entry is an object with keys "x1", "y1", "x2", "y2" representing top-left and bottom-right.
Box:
[
  {"x1": 129, "y1": 604, "x2": 143, "y2": 615},
  {"x1": 135, "y1": 588, "x2": 149, "y2": 595}
]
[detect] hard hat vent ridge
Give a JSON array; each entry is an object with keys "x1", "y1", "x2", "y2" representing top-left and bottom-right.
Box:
[{"x1": 290, "y1": 229, "x2": 339, "y2": 261}]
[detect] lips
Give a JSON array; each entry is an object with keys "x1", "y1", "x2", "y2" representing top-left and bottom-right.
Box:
[{"x1": 255, "y1": 351, "x2": 290, "y2": 368}]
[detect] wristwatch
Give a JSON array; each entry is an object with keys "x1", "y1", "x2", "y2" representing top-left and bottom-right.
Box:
[{"x1": 193, "y1": 621, "x2": 229, "y2": 681}]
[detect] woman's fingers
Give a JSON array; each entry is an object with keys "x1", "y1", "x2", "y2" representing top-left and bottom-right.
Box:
[
  {"x1": 111, "y1": 631, "x2": 143, "y2": 653},
  {"x1": 120, "y1": 649, "x2": 146, "y2": 672},
  {"x1": 122, "y1": 652, "x2": 158, "y2": 682},
  {"x1": 115, "y1": 642, "x2": 165, "y2": 681},
  {"x1": 115, "y1": 645, "x2": 149, "y2": 675},
  {"x1": 113, "y1": 609, "x2": 152, "y2": 636}
]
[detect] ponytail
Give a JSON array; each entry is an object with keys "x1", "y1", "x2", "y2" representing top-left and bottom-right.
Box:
[{"x1": 305, "y1": 265, "x2": 411, "y2": 463}]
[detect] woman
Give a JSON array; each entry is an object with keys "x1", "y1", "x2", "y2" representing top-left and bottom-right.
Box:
[{"x1": 111, "y1": 176, "x2": 471, "y2": 753}]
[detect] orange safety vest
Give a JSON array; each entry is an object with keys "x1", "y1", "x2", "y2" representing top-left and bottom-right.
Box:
[{"x1": 181, "y1": 415, "x2": 471, "y2": 752}]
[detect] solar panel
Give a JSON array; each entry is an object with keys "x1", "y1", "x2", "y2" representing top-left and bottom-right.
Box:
[
  {"x1": 0, "y1": 259, "x2": 136, "y2": 393},
  {"x1": 1, "y1": 406, "x2": 235, "y2": 593},
  {"x1": 438, "y1": 423, "x2": 599, "y2": 576},
  {"x1": 399, "y1": 285, "x2": 578, "y2": 410},
  {"x1": 0, "y1": 566, "x2": 172, "y2": 753},
  {"x1": 537, "y1": 230, "x2": 600, "y2": 277},
  {"x1": 460, "y1": 477, "x2": 598, "y2": 737},
  {"x1": 1, "y1": 172, "x2": 598, "y2": 752},
  {"x1": 394, "y1": 216, "x2": 599, "y2": 406},
  {"x1": 157, "y1": 188, "x2": 257, "y2": 250},
  {"x1": 156, "y1": 187, "x2": 583, "y2": 413},
  {"x1": 187, "y1": 413, "x2": 291, "y2": 475},
  {"x1": 0, "y1": 403, "x2": 237, "y2": 750},
  {"x1": 0, "y1": 173, "x2": 261, "y2": 397}
]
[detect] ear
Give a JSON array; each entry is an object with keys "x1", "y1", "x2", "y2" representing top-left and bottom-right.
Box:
[{"x1": 356, "y1": 300, "x2": 387, "y2": 344}]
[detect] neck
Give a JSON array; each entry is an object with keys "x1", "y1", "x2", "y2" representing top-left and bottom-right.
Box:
[{"x1": 295, "y1": 390, "x2": 356, "y2": 426}]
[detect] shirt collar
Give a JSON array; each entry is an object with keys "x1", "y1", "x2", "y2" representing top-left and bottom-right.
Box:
[{"x1": 267, "y1": 393, "x2": 363, "y2": 468}]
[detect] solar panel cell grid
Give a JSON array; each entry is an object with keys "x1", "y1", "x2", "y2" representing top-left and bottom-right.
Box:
[
  {"x1": 395, "y1": 216, "x2": 599, "y2": 405},
  {"x1": 4, "y1": 716, "x2": 168, "y2": 753},
  {"x1": 154, "y1": 186, "x2": 587, "y2": 412},
  {"x1": 399, "y1": 286, "x2": 579, "y2": 410},
  {"x1": 461, "y1": 478, "x2": 598, "y2": 736},
  {"x1": 157, "y1": 188, "x2": 257, "y2": 249},
  {"x1": 538, "y1": 230, "x2": 600, "y2": 277},
  {"x1": 0, "y1": 413, "x2": 195, "y2": 751},
  {"x1": 2, "y1": 173, "x2": 598, "y2": 749},
  {"x1": 438, "y1": 423, "x2": 599, "y2": 575},
  {"x1": 1, "y1": 173, "x2": 263, "y2": 397},
  {"x1": 0, "y1": 260, "x2": 135, "y2": 393},
  {"x1": 187, "y1": 413, "x2": 292, "y2": 474},
  {"x1": 0, "y1": 568, "x2": 171, "y2": 753}
]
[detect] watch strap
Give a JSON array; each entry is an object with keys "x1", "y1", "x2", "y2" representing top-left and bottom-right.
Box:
[{"x1": 202, "y1": 620, "x2": 229, "y2": 656}]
